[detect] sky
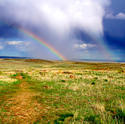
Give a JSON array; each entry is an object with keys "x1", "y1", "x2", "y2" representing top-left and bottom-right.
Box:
[{"x1": 0, "y1": 0, "x2": 125, "y2": 61}]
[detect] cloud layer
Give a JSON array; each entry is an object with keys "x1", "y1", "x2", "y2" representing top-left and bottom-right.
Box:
[
  {"x1": 0, "y1": 0, "x2": 111, "y2": 59},
  {"x1": 1, "y1": 0, "x2": 110, "y2": 35}
]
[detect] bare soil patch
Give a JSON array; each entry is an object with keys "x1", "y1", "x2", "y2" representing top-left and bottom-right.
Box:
[{"x1": 1, "y1": 76, "x2": 44, "y2": 124}]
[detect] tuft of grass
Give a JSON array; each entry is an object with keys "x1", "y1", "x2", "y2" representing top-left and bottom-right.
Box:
[
  {"x1": 118, "y1": 68, "x2": 124, "y2": 73},
  {"x1": 11, "y1": 73, "x2": 18, "y2": 78},
  {"x1": 54, "y1": 113, "x2": 74, "y2": 124},
  {"x1": 20, "y1": 72, "x2": 31, "y2": 79},
  {"x1": 61, "y1": 80, "x2": 66, "y2": 82},
  {"x1": 84, "y1": 114, "x2": 102, "y2": 124},
  {"x1": 104, "y1": 79, "x2": 108, "y2": 82},
  {"x1": 110, "y1": 108, "x2": 125, "y2": 122},
  {"x1": 91, "y1": 81, "x2": 96, "y2": 85}
]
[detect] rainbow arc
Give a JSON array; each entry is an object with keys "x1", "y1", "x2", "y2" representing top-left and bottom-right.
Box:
[{"x1": 19, "y1": 28, "x2": 67, "y2": 61}]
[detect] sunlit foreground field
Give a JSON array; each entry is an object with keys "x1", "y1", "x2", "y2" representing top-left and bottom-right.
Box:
[{"x1": 0, "y1": 59, "x2": 125, "y2": 124}]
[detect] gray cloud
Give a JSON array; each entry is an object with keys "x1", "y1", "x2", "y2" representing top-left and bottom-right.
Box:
[{"x1": 0, "y1": 0, "x2": 111, "y2": 59}]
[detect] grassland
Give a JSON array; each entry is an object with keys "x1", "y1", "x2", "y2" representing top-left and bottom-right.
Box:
[{"x1": 0, "y1": 59, "x2": 125, "y2": 124}]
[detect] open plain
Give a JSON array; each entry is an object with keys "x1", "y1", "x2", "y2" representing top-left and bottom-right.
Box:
[{"x1": 0, "y1": 59, "x2": 125, "y2": 124}]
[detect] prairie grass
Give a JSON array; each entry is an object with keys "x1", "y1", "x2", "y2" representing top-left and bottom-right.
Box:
[{"x1": 0, "y1": 59, "x2": 125, "y2": 123}]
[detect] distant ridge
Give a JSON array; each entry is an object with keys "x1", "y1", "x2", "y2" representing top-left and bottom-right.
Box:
[
  {"x1": 0, "y1": 56, "x2": 55, "y2": 63},
  {"x1": 71, "y1": 59, "x2": 125, "y2": 63},
  {"x1": 0, "y1": 56, "x2": 31, "y2": 59},
  {"x1": 0, "y1": 56, "x2": 124, "y2": 63}
]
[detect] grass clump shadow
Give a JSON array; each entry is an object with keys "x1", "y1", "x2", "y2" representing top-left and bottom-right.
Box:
[
  {"x1": 20, "y1": 72, "x2": 31, "y2": 80},
  {"x1": 117, "y1": 68, "x2": 124, "y2": 73},
  {"x1": 112, "y1": 108, "x2": 125, "y2": 123},
  {"x1": 106, "y1": 105, "x2": 125, "y2": 123},
  {"x1": 84, "y1": 114, "x2": 101, "y2": 124},
  {"x1": 54, "y1": 113, "x2": 74, "y2": 124}
]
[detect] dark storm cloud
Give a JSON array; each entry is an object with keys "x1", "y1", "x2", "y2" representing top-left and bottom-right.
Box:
[
  {"x1": 104, "y1": 32, "x2": 125, "y2": 50},
  {"x1": 0, "y1": 0, "x2": 111, "y2": 60}
]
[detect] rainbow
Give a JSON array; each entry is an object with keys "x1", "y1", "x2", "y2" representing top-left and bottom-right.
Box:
[
  {"x1": 0, "y1": 21, "x2": 115, "y2": 61},
  {"x1": 18, "y1": 28, "x2": 114, "y2": 61},
  {"x1": 0, "y1": 21, "x2": 66, "y2": 60},
  {"x1": 19, "y1": 28, "x2": 67, "y2": 61}
]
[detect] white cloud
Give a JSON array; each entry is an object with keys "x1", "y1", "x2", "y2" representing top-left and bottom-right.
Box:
[
  {"x1": 1, "y1": 0, "x2": 110, "y2": 37},
  {"x1": 6, "y1": 41, "x2": 30, "y2": 51},
  {"x1": 74, "y1": 43, "x2": 96, "y2": 49},
  {"x1": 116, "y1": 13, "x2": 125, "y2": 19},
  {"x1": 7, "y1": 41, "x2": 24, "y2": 45},
  {"x1": 105, "y1": 12, "x2": 125, "y2": 20},
  {"x1": 7, "y1": 41, "x2": 30, "y2": 46}
]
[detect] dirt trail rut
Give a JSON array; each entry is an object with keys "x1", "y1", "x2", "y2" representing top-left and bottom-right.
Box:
[{"x1": 3, "y1": 76, "x2": 43, "y2": 124}]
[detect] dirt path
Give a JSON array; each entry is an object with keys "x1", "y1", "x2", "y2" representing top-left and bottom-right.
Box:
[{"x1": 2, "y1": 76, "x2": 43, "y2": 124}]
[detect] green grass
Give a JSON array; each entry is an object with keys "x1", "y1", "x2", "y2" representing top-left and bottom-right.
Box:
[
  {"x1": 0, "y1": 79, "x2": 21, "y2": 122},
  {"x1": 0, "y1": 80, "x2": 21, "y2": 101},
  {"x1": 0, "y1": 59, "x2": 125, "y2": 123}
]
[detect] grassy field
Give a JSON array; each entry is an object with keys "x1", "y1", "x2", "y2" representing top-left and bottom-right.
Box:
[{"x1": 0, "y1": 59, "x2": 125, "y2": 124}]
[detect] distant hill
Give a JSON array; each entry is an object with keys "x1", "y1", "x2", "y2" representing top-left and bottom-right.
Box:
[
  {"x1": 72, "y1": 59, "x2": 125, "y2": 63},
  {"x1": 0, "y1": 56, "x2": 31, "y2": 59},
  {"x1": 0, "y1": 56, "x2": 54, "y2": 63},
  {"x1": 0, "y1": 56, "x2": 124, "y2": 63}
]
